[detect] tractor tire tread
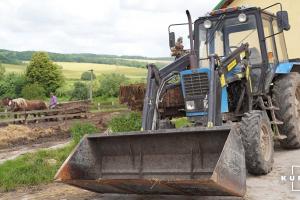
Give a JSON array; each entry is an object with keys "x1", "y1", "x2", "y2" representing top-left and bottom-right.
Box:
[
  {"x1": 272, "y1": 72, "x2": 300, "y2": 149},
  {"x1": 240, "y1": 110, "x2": 274, "y2": 175}
]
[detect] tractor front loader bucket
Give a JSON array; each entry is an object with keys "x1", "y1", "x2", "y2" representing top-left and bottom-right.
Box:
[{"x1": 55, "y1": 125, "x2": 246, "y2": 197}]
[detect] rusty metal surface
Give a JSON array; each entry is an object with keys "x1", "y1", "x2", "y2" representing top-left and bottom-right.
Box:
[{"x1": 55, "y1": 125, "x2": 246, "y2": 197}]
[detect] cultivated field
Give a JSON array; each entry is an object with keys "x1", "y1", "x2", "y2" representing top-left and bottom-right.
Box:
[{"x1": 3, "y1": 61, "x2": 149, "y2": 80}]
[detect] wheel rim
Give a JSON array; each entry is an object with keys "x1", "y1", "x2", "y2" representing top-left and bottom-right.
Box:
[
  {"x1": 260, "y1": 124, "x2": 272, "y2": 161},
  {"x1": 295, "y1": 86, "x2": 300, "y2": 131}
]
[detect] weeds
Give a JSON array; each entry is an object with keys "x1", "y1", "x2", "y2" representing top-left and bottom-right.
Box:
[
  {"x1": 70, "y1": 122, "x2": 98, "y2": 144},
  {"x1": 108, "y1": 112, "x2": 142, "y2": 132}
]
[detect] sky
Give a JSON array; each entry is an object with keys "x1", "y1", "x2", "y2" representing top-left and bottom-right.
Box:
[{"x1": 0, "y1": 0, "x2": 220, "y2": 57}]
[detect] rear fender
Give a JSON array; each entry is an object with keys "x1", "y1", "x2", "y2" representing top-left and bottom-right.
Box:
[{"x1": 275, "y1": 62, "x2": 300, "y2": 74}]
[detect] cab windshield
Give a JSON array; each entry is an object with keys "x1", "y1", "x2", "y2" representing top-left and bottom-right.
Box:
[{"x1": 198, "y1": 14, "x2": 262, "y2": 67}]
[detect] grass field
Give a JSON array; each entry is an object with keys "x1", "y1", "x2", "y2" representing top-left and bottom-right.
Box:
[
  {"x1": 2, "y1": 63, "x2": 26, "y2": 74},
  {"x1": 3, "y1": 62, "x2": 148, "y2": 80}
]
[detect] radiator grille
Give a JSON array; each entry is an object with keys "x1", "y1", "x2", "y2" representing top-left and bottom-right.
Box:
[{"x1": 183, "y1": 72, "x2": 209, "y2": 99}]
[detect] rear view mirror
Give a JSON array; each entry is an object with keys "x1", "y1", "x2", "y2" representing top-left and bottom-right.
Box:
[
  {"x1": 169, "y1": 32, "x2": 175, "y2": 48},
  {"x1": 277, "y1": 11, "x2": 290, "y2": 31}
]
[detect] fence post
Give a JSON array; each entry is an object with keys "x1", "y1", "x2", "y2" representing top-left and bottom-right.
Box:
[
  {"x1": 63, "y1": 108, "x2": 66, "y2": 121},
  {"x1": 24, "y1": 110, "x2": 27, "y2": 124}
]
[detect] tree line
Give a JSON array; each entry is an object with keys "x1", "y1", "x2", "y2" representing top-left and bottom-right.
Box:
[{"x1": 0, "y1": 49, "x2": 171, "y2": 68}]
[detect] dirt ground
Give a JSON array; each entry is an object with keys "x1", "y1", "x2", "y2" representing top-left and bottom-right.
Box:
[
  {"x1": 0, "y1": 111, "x2": 121, "y2": 165},
  {"x1": 0, "y1": 111, "x2": 119, "y2": 150},
  {"x1": 1, "y1": 147, "x2": 300, "y2": 200}
]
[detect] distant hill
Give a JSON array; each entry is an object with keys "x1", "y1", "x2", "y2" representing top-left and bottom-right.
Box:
[{"x1": 0, "y1": 49, "x2": 172, "y2": 68}]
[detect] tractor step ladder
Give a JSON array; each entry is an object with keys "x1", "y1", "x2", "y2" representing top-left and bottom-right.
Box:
[{"x1": 267, "y1": 96, "x2": 286, "y2": 140}]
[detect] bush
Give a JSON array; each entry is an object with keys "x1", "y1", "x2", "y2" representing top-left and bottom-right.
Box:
[
  {"x1": 55, "y1": 85, "x2": 71, "y2": 98},
  {"x1": 109, "y1": 112, "x2": 142, "y2": 132},
  {"x1": 21, "y1": 83, "x2": 46, "y2": 100},
  {"x1": 70, "y1": 122, "x2": 98, "y2": 144},
  {"x1": 70, "y1": 81, "x2": 89, "y2": 100},
  {"x1": 81, "y1": 71, "x2": 96, "y2": 81},
  {"x1": 98, "y1": 73, "x2": 129, "y2": 97}
]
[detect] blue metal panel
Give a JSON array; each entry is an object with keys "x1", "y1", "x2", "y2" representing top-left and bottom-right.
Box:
[
  {"x1": 221, "y1": 87, "x2": 229, "y2": 113},
  {"x1": 186, "y1": 112, "x2": 208, "y2": 117},
  {"x1": 180, "y1": 68, "x2": 229, "y2": 117},
  {"x1": 275, "y1": 62, "x2": 300, "y2": 74}
]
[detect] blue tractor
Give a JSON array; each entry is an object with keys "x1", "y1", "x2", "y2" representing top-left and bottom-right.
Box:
[{"x1": 56, "y1": 3, "x2": 298, "y2": 198}]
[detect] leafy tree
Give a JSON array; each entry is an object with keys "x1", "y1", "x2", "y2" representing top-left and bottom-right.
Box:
[
  {"x1": 70, "y1": 82, "x2": 88, "y2": 100},
  {"x1": 98, "y1": 73, "x2": 129, "y2": 97},
  {"x1": 0, "y1": 73, "x2": 27, "y2": 98},
  {"x1": 21, "y1": 83, "x2": 46, "y2": 100},
  {"x1": 14, "y1": 74, "x2": 27, "y2": 96},
  {"x1": 25, "y1": 52, "x2": 64, "y2": 95},
  {"x1": 81, "y1": 71, "x2": 96, "y2": 81}
]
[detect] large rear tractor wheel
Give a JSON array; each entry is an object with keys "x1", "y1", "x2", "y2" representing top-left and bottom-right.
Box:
[
  {"x1": 273, "y1": 72, "x2": 300, "y2": 149},
  {"x1": 240, "y1": 110, "x2": 274, "y2": 175}
]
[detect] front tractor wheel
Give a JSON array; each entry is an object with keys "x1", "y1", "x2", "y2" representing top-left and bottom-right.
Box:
[{"x1": 240, "y1": 110, "x2": 274, "y2": 175}]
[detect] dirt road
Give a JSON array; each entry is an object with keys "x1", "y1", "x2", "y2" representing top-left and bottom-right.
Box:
[
  {"x1": 1, "y1": 147, "x2": 300, "y2": 200},
  {"x1": 0, "y1": 140, "x2": 70, "y2": 164}
]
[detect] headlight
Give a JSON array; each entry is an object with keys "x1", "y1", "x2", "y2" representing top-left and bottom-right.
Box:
[
  {"x1": 238, "y1": 13, "x2": 247, "y2": 22},
  {"x1": 186, "y1": 101, "x2": 195, "y2": 110},
  {"x1": 204, "y1": 19, "x2": 212, "y2": 29}
]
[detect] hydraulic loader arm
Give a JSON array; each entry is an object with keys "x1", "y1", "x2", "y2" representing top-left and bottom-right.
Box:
[
  {"x1": 218, "y1": 43, "x2": 252, "y2": 87},
  {"x1": 142, "y1": 54, "x2": 190, "y2": 130},
  {"x1": 217, "y1": 43, "x2": 253, "y2": 113}
]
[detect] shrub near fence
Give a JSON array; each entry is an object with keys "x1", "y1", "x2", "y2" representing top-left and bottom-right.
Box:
[{"x1": 108, "y1": 112, "x2": 142, "y2": 132}]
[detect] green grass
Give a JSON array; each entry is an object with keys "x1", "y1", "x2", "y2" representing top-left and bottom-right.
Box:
[
  {"x1": 172, "y1": 117, "x2": 191, "y2": 128},
  {"x1": 0, "y1": 144, "x2": 74, "y2": 192}
]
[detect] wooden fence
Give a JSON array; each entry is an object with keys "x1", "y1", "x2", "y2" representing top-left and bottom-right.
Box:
[
  {"x1": 95, "y1": 102, "x2": 126, "y2": 111},
  {"x1": 0, "y1": 101, "x2": 90, "y2": 125}
]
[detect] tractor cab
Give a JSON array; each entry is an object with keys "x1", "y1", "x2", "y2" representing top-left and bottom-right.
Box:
[{"x1": 194, "y1": 5, "x2": 290, "y2": 94}]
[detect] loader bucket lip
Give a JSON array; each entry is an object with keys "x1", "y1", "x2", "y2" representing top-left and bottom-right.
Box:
[{"x1": 87, "y1": 125, "x2": 233, "y2": 138}]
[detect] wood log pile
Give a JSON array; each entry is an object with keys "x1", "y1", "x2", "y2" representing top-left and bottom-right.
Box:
[
  {"x1": 119, "y1": 84, "x2": 185, "y2": 118},
  {"x1": 119, "y1": 84, "x2": 145, "y2": 111},
  {"x1": 55, "y1": 100, "x2": 91, "y2": 114}
]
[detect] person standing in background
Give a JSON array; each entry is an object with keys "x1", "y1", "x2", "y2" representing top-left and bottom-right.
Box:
[{"x1": 49, "y1": 92, "x2": 58, "y2": 109}]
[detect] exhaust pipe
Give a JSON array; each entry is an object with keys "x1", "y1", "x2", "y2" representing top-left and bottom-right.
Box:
[{"x1": 186, "y1": 10, "x2": 197, "y2": 69}]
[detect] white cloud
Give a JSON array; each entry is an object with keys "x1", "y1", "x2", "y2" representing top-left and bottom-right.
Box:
[{"x1": 0, "y1": 0, "x2": 219, "y2": 57}]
